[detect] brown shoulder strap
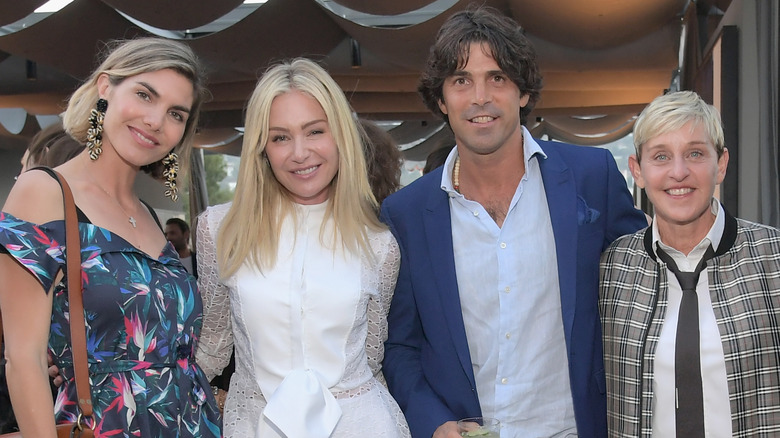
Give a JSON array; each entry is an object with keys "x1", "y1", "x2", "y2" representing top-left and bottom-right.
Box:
[{"x1": 51, "y1": 170, "x2": 94, "y2": 421}]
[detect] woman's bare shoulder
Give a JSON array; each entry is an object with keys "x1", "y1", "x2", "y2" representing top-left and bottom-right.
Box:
[{"x1": 3, "y1": 168, "x2": 65, "y2": 225}]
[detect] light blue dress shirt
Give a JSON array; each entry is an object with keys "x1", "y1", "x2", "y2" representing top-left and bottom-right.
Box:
[{"x1": 440, "y1": 127, "x2": 578, "y2": 437}]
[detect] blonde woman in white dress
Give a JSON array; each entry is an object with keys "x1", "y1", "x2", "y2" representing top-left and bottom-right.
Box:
[{"x1": 194, "y1": 58, "x2": 410, "y2": 438}]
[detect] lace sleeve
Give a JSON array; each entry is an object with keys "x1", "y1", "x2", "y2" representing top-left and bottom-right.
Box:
[
  {"x1": 194, "y1": 204, "x2": 234, "y2": 381},
  {"x1": 365, "y1": 230, "x2": 401, "y2": 385}
]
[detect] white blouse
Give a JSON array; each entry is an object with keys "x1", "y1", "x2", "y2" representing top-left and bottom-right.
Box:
[{"x1": 195, "y1": 202, "x2": 409, "y2": 438}]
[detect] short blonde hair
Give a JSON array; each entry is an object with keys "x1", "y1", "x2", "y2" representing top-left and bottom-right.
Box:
[
  {"x1": 62, "y1": 37, "x2": 207, "y2": 180},
  {"x1": 633, "y1": 90, "x2": 725, "y2": 161},
  {"x1": 217, "y1": 58, "x2": 382, "y2": 277}
]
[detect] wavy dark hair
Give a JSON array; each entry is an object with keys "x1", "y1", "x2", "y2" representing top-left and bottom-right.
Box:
[
  {"x1": 418, "y1": 5, "x2": 543, "y2": 125},
  {"x1": 25, "y1": 122, "x2": 84, "y2": 169},
  {"x1": 360, "y1": 119, "x2": 402, "y2": 206}
]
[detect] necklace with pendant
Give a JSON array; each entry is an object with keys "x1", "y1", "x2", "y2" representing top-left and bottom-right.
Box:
[{"x1": 96, "y1": 185, "x2": 138, "y2": 229}]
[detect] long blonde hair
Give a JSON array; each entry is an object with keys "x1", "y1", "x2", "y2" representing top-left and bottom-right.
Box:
[
  {"x1": 62, "y1": 37, "x2": 207, "y2": 180},
  {"x1": 217, "y1": 58, "x2": 383, "y2": 277}
]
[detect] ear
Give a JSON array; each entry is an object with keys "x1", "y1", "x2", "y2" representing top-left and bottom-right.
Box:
[
  {"x1": 716, "y1": 147, "x2": 729, "y2": 185},
  {"x1": 96, "y1": 73, "x2": 111, "y2": 99},
  {"x1": 438, "y1": 98, "x2": 448, "y2": 116},
  {"x1": 519, "y1": 93, "x2": 530, "y2": 108},
  {"x1": 628, "y1": 154, "x2": 645, "y2": 189}
]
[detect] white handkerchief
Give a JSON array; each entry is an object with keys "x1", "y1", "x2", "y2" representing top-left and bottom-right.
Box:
[{"x1": 261, "y1": 369, "x2": 342, "y2": 438}]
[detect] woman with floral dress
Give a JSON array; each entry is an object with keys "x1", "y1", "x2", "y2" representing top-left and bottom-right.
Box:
[{"x1": 0, "y1": 38, "x2": 220, "y2": 437}]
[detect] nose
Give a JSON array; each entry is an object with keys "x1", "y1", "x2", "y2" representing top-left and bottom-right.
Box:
[
  {"x1": 473, "y1": 80, "x2": 491, "y2": 106},
  {"x1": 669, "y1": 157, "x2": 691, "y2": 180},
  {"x1": 291, "y1": 136, "x2": 310, "y2": 163},
  {"x1": 144, "y1": 108, "x2": 165, "y2": 132}
]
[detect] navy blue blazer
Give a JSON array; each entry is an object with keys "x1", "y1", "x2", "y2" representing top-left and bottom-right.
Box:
[{"x1": 380, "y1": 139, "x2": 647, "y2": 438}]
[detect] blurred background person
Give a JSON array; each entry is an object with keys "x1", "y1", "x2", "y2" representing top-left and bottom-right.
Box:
[
  {"x1": 16, "y1": 121, "x2": 84, "y2": 178},
  {"x1": 165, "y1": 217, "x2": 197, "y2": 277},
  {"x1": 423, "y1": 144, "x2": 454, "y2": 175}
]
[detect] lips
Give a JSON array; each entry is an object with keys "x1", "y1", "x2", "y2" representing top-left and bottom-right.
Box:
[
  {"x1": 469, "y1": 115, "x2": 495, "y2": 123},
  {"x1": 294, "y1": 165, "x2": 319, "y2": 175},
  {"x1": 666, "y1": 187, "x2": 694, "y2": 196},
  {"x1": 130, "y1": 126, "x2": 158, "y2": 146}
]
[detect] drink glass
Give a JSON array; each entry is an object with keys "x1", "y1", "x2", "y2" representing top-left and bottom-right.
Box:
[{"x1": 457, "y1": 417, "x2": 500, "y2": 437}]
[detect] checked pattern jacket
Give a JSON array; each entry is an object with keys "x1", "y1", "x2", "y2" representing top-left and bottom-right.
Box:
[{"x1": 599, "y1": 209, "x2": 780, "y2": 437}]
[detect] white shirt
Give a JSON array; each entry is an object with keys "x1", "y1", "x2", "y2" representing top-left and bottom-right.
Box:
[
  {"x1": 195, "y1": 202, "x2": 410, "y2": 438},
  {"x1": 180, "y1": 254, "x2": 194, "y2": 275},
  {"x1": 441, "y1": 127, "x2": 577, "y2": 438},
  {"x1": 651, "y1": 198, "x2": 732, "y2": 437}
]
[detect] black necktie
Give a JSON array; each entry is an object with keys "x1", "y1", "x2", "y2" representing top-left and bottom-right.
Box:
[{"x1": 656, "y1": 244, "x2": 715, "y2": 438}]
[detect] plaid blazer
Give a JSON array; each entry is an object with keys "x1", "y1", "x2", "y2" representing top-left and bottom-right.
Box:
[{"x1": 599, "y1": 209, "x2": 780, "y2": 437}]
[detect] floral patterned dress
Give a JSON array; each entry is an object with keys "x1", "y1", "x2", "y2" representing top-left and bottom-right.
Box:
[{"x1": 0, "y1": 210, "x2": 221, "y2": 438}]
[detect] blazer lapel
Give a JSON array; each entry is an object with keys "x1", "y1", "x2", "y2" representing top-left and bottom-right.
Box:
[
  {"x1": 538, "y1": 145, "x2": 578, "y2": 346},
  {"x1": 422, "y1": 184, "x2": 476, "y2": 387}
]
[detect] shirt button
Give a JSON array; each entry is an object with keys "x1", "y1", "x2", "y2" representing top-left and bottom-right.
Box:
[
  {"x1": 505, "y1": 332, "x2": 511, "y2": 339},
  {"x1": 501, "y1": 378, "x2": 508, "y2": 384},
  {"x1": 500, "y1": 242, "x2": 507, "y2": 249},
  {"x1": 473, "y1": 211, "x2": 479, "y2": 217},
  {"x1": 504, "y1": 286, "x2": 510, "y2": 293}
]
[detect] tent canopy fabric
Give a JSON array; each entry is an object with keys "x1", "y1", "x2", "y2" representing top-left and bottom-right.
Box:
[{"x1": 1, "y1": 0, "x2": 724, "y2": 152}]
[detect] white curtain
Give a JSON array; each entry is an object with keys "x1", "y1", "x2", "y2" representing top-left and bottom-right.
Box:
[{"x1": 756, "y1": 0, "x2": 779, "y2": 227}]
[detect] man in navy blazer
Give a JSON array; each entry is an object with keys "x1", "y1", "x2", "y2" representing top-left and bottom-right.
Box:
[{"x1": 380, "y1": 7, "x2": 647, "y2": 438}]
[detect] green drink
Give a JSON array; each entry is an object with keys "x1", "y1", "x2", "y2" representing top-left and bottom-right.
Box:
[{"x1": 457, "y1": 417, "x2": 500, "y2": 438}]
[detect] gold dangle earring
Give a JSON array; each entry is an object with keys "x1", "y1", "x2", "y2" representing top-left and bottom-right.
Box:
[
  {"x1": 163, "y1": 151, "x2": 179, "y2": 202},
  {"x1": 86, "y1": 98, "x2": 107, "y2": 160}
]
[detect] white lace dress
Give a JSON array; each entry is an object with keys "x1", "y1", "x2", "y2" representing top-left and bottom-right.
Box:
[{"x1": 195, "y1": 202, "x2": 410, "y2": 438}]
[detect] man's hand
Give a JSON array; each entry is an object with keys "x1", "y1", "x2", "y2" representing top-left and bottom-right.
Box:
[
  {"x1": 433, "y1": 420, "x2": 462, "y2": 438},
  {"x1": 216, "y1": 388, "x2": 227, "y2": 413},
  {"x1": 47, "y1": 352, "x2": 63, "y2": 388}
]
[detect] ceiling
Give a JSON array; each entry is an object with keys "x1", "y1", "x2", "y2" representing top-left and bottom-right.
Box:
[{"x1": 0, "y1": 0, "x2": 730, "y2": 154}]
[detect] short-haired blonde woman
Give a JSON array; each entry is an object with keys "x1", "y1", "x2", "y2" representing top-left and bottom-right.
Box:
[
  {"x1": 195, "y1": 58, "x2": 410, "y2": 438},
  {"x1": 0, "y1": 38, "x2": 220, "y2": 437},
  {"x1": 600, "y1": 90, "x2": 780, "y2": 437}
]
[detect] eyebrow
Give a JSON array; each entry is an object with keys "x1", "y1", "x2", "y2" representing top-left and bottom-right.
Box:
[
  {"x1": 268, "y1": 119, "x2": 327, "y2": 132},
  {"x1": 645, "y1": 140, "x2": 710, "y2": 151},
  {"x1": 137, "y1": 81, "x2": 192, "y2": 114},
  {"x1": 450, "y1": 69, "x2": 505, "y2": 78}
]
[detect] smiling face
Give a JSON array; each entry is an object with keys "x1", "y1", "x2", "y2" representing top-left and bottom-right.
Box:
[
  {"x1": 264, "y1": 89, "x2": 339, "y2": 205},
  {"x1": 98, "y1": 68, "x2": 194, "y2": 167},
  {"x1": 629, "y1": 121, "x2": 728, "y2": 238},
  {"x1": 438, "y1": 42, "x2": 530, "y2": 158}
]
